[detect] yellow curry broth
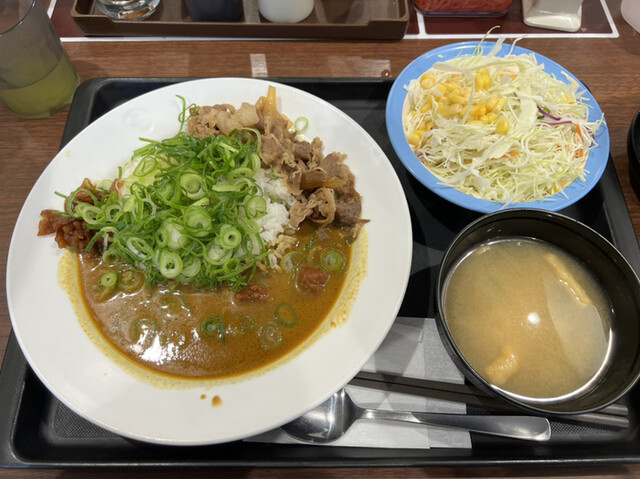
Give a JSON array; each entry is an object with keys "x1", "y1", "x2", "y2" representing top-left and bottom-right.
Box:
[{"x1": 73, "y1": 223, "x2": 356, "y2": 380}]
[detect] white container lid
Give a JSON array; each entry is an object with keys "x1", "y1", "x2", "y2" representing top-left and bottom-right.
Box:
[
  {"x1": 258, "y1": 0, "x2": 315, "y2": 23},
  {"x1": 522, "y1": 0, "x2": 583, "y2": 32}
]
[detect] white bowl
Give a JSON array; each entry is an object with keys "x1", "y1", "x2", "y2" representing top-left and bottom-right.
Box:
[{"x1": 7, "y1": 77, "x2": 412, "y2": 445}]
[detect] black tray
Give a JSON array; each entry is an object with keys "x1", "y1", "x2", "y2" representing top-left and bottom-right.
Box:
[{"x1": 2, "y1": 77, "x2": 640, "y2": 468}]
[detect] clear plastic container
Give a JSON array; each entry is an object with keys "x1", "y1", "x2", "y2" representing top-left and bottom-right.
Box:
[{"x1": 412, "y1": 0, "x2": 512, "y2": 17}]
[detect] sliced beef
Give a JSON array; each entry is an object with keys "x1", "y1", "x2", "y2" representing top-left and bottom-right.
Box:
[
  {"x1": 308, "y1": 137, "x2": 325, "y2": 169},
  {"x1": 288, "y1": 187, "x2": 336, "y2": 228},
  {"x1": 279, "y1": 158, "x2": 304, "y2": 196},
  {"x1": 189, "y1": 97, "x2": 367, "y2": 240},
  {"x1": 235, "y1": 282, "x2": 273, "y2": 303},
  {"x1": 293, "y1": 141, "x2": 313, "y2": 162},
  {"x1": 308, "y1": 188, "x2": 336, "y2": 225},
  {"x1": 260, "y1": 136, "x2": 283, "y2": 167},
  {"x1": 335, "y1": 193, "x2": 362, "y2": 226},
  {"x1": 289, "y1": 201, "x2": 312, "y2": 229},
  {"x1": 188, "y1": 103, "x2": 259, "y2": 137}
]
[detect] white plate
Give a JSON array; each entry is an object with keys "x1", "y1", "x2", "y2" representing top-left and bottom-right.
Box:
[{"x1": 6, "y1": 78, "x2": 412, "y2": 445}]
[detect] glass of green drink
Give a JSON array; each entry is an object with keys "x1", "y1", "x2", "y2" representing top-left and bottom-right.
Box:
[{"x1": 0, "y1": 0, "x2": 80, "y2": 119}]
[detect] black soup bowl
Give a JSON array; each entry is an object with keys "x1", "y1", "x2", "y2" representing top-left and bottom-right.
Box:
[{"x1": 436, "y1": 209, "x2": 640, "y2": 415}]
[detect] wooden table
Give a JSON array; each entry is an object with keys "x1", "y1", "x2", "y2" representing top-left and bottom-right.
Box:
[{"x1": 2, "y1": 0, "x2": 640, "y2": 476}]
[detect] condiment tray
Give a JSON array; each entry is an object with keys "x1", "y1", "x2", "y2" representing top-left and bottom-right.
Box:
[{"x1": 70, "y1": 0, "x2": 410, "y2": 39}]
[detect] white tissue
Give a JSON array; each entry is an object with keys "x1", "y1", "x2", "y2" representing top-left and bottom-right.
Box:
[{"x1": 246, "y1": 317, "x2": 472, "y2": 449}]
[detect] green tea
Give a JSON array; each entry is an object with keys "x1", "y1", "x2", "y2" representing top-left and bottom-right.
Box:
[{"x1": 0, "y1": 50, "x2": 79, "y2": 119}]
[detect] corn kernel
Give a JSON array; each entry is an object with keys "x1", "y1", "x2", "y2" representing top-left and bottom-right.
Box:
[
  {"x1": 436, "y1": 83, "x2": 447, "y2": 94},
  {"x1": 438, "y1": 96, "x2": 450, "y2": 106},
  {"x1": 408, "y1": 133, "x2": 421, "y2": 146},
  {"x1": 449, "y1": 93, "x2": 466, "y2": 104},
  {"x1": 496, "y1": 117, "x2": 511, "y2": 134},
  {"x1": 493, "y1": 97, "x2": 506, "y2": 112},
  {"x1": 420, "y1": 75, "x2": 436, "y2": 90},
  {"x1": 437, "y1": 104, "x2": 450, "y2": 117},
  {"x1": 471, "y1": 104, "x2": 487, "y2": 117},
  {"x1": 449, "y1": 104, "x2": 464, "y2": 116},
  {"x1": 486, "y1": 112, "x2": 497, "y2": 123},
  {"x1": 419, "y1": 121, "x2": 434, "y2": 131},
  {"x1": 486, "y1": 96, "x2": 498, "y2": 111},
  {"x1": 480, "y1": 115, "x2": 490, "y2": 124},
  {"x1": 445, "y1": 81, "x2": 461, "y2": 92}
]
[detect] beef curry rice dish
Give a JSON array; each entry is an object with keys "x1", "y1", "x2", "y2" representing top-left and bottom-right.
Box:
[{"x1": 38, "y1": 87, "x2": 368, "y2": 380}]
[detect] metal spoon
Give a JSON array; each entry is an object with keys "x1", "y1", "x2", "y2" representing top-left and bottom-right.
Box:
[{"x1": 280, "y1": 388, "x2": 551, "y2": 443}]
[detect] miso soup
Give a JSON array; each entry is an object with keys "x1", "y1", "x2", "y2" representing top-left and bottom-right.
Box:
[{"x1": 443, "y1": 237, "x2": 613, "y2": 401}]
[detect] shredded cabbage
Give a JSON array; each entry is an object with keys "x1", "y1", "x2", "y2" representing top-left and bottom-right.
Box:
[{"x1": 403, "y1": 38, "x2": 605, "y2": 204}]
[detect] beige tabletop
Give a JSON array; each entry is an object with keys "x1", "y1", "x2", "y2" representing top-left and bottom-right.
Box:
[{"x1": 2, "y1": 0, "x2": 640, "y2": 476}]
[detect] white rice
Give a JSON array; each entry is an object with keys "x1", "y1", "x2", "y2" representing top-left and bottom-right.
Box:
[{"x1": 253, "y1": 168, "x2": 295, "y2": 247}]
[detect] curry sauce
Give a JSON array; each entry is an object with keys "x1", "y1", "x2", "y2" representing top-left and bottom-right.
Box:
[{"x1": 78, "y1": 223, "x2": 352, "y2": 379}]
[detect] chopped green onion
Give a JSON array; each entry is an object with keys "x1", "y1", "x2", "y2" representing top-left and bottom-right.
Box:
[
  {"x1": 219, "y1": 224, "x2": 242, "y2": 249},
  {"x1": 103, "y1": 204, "x2": 123, "y2": 222},
  {"x1": 239, "y1": 315, "x2": 255, "y2": 333},
  {"x1": 249, "y1": 152, "x2": 261, "y2": 171},
  {"x1": 180, "y1": 256, "x2": 202, "y2": 278},
  {"x1": 320, "y1": 249, "x2": 346, "y2": 272},
  {"x1": 164, "y1": 221, "x2": 188, "y2": 250},
  {"x1": 76, "y1": 204, "x2": 102, "y2": 225},
  {"x1": 222, "y1": 257, "x2": 241, "y2": 275},
  {"x1": 245, "y1": 195, "x2": 267, "y2": 219},
  {"x1": 201, "y1": 315, "x2": 226, "y2": 342},
  {"x1": 102, "y1": 248, "x2": 120, "y2": 266},
  {"x1": 274, "y1": 302, "x2": 298, "y2": 327},
  {"x1": 204, "y1": 241, "x2": 232, "y2": 265},
  {"x1": 259, "y1": 322, "x2": 282, "y2": 350},
  {"x1": 183, "y1": 206, "x2": 212, "y2": 236},
  {"x1": 100, "y1": 270, "x2": 117, "y2": 289},
  {"x1": 51, "y1": 102, "x2": 269, "y2": 292},
  {"x1": 133, "y1": 156, "x2": 157, "y2": 177},
  {"x1": 126, "y1": 237, "x2": 153, "y2": 261},
  {"x1": 294, "y1": 117, "x2": 309, "y2": 133},
  {"x1": 180, "y1": 172, "x2": 205, "y2": 200},
  {"x1": 131, "y1": 317, "x2": 157, "y2": 347},
  {"x1": 116, "y1": 264, "x2": 144, "y2": 292},
  {"x1": 280, "y1": 251, "x2": 302, "y2": 272},
  {"x1": 159, "y1": 250, "x2": 183, "y2": 279}
]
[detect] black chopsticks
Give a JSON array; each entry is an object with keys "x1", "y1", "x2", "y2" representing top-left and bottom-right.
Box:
[{"x1": 350, "y1": 371, "x2": 629, "y2": 429}]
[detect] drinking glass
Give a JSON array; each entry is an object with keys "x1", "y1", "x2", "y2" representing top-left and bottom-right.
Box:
[
  {"x1": 95, "y1": 0, "x2": 161, "y2": 20},
  {"x1": 0, "y1": 0, "x2": 80, "y2": 119}
]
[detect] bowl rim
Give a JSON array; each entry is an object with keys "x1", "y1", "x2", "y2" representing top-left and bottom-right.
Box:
[{"x1": 435, "y1": 208, "x2": 640, "y2": 416}]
